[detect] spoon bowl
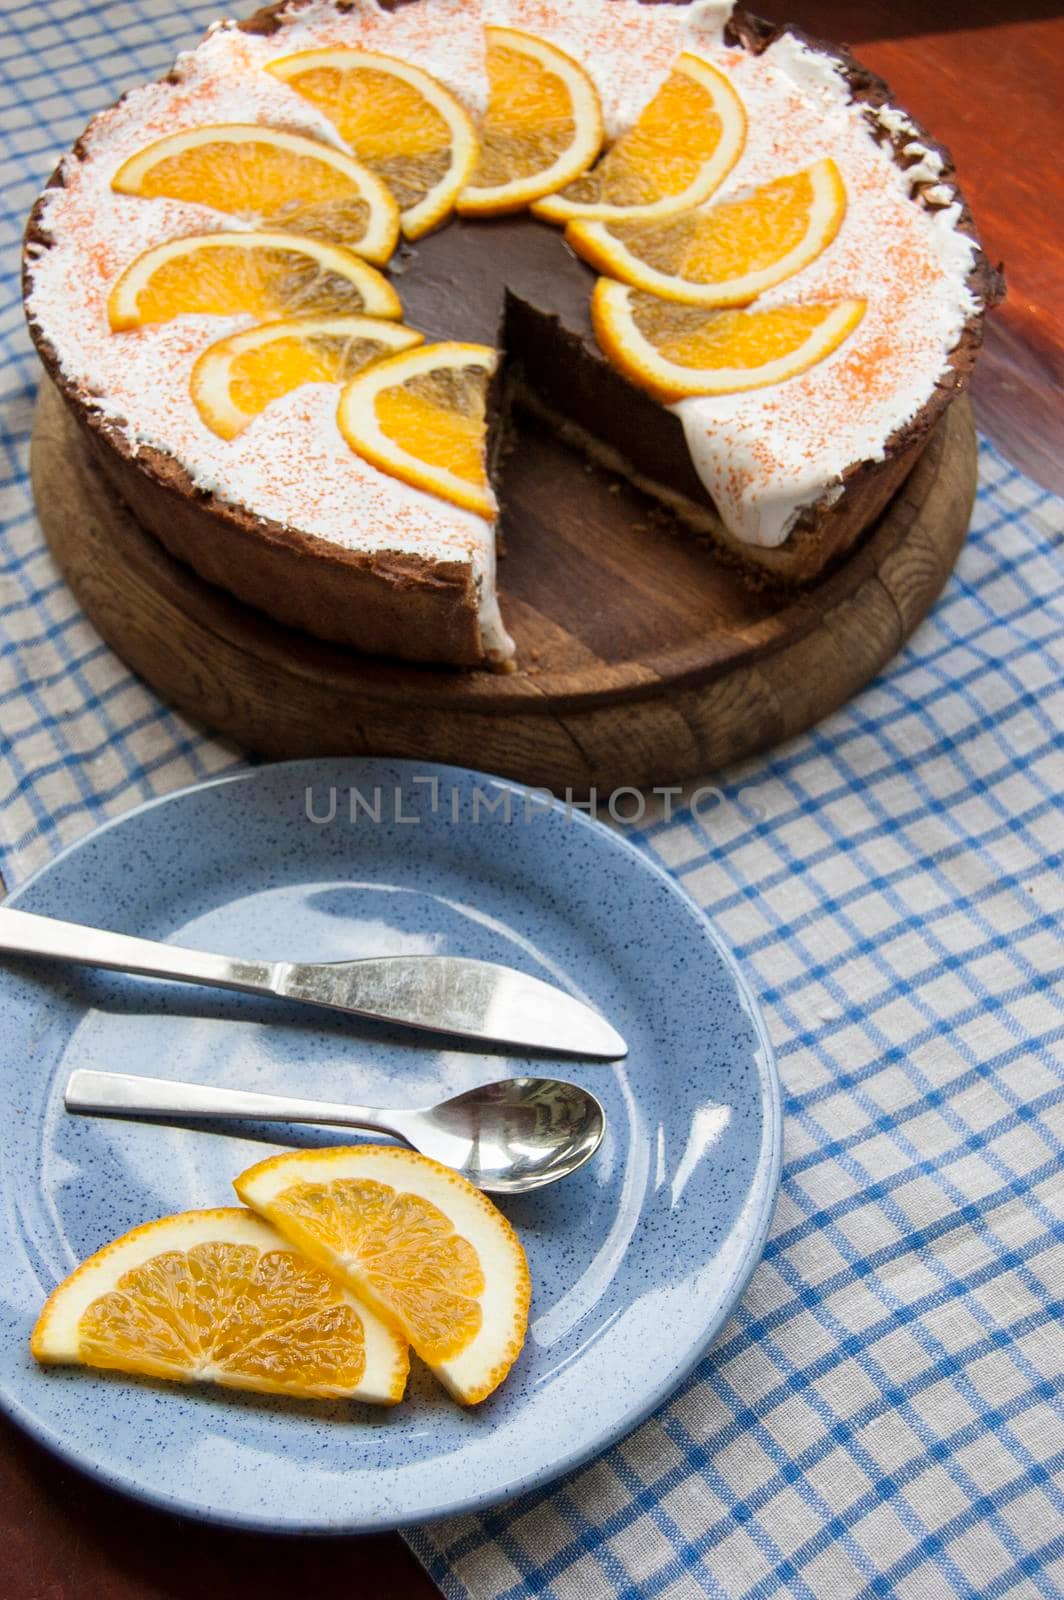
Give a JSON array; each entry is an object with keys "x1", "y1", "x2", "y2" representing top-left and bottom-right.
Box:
[
  {"x1": 401, "y1": 1077, "x2": 606, "y2": 1193},
  {"x1": 64, "y1": 1069, "x2": 607, "y2": 1194}
]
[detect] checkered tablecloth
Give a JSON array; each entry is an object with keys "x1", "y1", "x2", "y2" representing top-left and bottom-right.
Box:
[{"x1": 3, "y1": 4, "x2": 1064, "y2": 1597}]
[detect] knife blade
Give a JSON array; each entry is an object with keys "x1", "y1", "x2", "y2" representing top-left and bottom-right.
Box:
[{"x1": 277, "y1": 955, "x2": 627, "y2": 1058}]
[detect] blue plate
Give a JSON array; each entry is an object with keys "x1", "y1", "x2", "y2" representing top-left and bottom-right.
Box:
[{"x1": 0, "y1": 759, "x2": 780, "y2": 1533}]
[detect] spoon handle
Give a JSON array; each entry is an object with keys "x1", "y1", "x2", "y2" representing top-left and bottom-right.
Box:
[{"x1": 64, "y1": 1069, "x2": 411, "y2": 1144}]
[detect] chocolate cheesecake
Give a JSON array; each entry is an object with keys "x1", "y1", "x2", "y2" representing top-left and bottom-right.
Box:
[{"x1": 23, "y1": 0, "x2": 1001, "y2": 668}]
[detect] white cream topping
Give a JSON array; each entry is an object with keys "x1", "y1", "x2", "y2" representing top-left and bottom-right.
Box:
[{"x1": 26, "y1": 0, "x2": 980, "y2": 618}]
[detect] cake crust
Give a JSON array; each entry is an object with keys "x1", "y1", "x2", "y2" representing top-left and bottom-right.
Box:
[{"x1": 22, "y1": 0, "x2": 1002, "y2": 662}]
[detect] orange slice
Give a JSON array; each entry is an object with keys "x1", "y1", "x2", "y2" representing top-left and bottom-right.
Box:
[
  {"x1": 235, "y1": 1146, "x2": 530, "y2": 1405},
  {"x1": 592, "y1": 278, "x2": 866, "y2": 401},
  {"x1": 266, "y1": 48, "x2": 477, "y2": 239},
  {"x1": 336, "y1": 341, "x2": 497, "y2": 518},
  {"x1": 31, "y1": 1208, "x2": 409, "y2": 1403},
  {"x1": 110, "y1": 124, "x2": 400, "y2": 265},
  {"x1": 107, "y1": 230, "x2": 402, "y2": 330},
  {"x1": 532, "y1": 52, "x2": 745, "y2": 224},
  {"x1": 191, "y1": 314, "x2": 423, "y2": 439},
  {"x1": 567, "y1": 158, "x2": 847, "y2": 306},
  {"x1": 456, "y1": 26, "x2": 603, "y2": 216}
]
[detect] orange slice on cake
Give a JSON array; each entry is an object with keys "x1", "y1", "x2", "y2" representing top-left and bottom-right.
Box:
[
  {"x1": 456, "y1": 27, "x2": 603, "y2": 216},
  {"x1": 31, "y1": 1208, "x2": 409, "y2": 1403},
  {"x1": 266, "y1": 48, "x2": 477, "y2": 239},
  {"x1": 235, "y1": 1146, "x2": 530, "y2": 1405},
  {"x1": 567, "y1": 158, "x2": 847, "y2": 306},
  {"x1": 336, "y1": 341, "x2": 497, "y2": 517},
  {"x1": 191, "y1": 314, "x2": 423, "y2": 439},
  {"x1": 111, "y1": 124, "x2": 400, "y2": 265},
  {"x1": 532, "y1": 52, "x2": 745, "y2": 224},
  {"x1": 107, "y1": 231, "x2": 402, "y2": 330},
  {"x1": 592, "y1": 278, "x2": 866, "y2": 400}
]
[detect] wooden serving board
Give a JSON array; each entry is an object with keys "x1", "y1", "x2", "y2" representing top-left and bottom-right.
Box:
[{"x1": 32, "y1": 379, "x2": 977, "y2": 793}]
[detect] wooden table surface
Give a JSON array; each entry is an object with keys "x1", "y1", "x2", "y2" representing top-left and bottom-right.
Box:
[{"x1": 4, "y1": 6, "x2": 1061, "y2": 1598}]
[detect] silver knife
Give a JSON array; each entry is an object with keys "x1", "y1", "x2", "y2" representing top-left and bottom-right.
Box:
[{"x1": 0, "y1": 905, "x2": 626, "y2": 1059}]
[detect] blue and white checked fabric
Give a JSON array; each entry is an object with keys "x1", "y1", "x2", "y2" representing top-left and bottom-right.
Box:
[
  {"x1": 0, "y1": 0, "x2": 241, "y2": 869},
  {"x1": 2, "y1": 5, "x2": 1063, "y2": 1597}
]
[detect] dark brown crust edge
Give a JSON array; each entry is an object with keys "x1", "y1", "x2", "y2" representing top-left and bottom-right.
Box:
[{"x1": 21, "y1": 0, "x2": 1003, "y2": 654}]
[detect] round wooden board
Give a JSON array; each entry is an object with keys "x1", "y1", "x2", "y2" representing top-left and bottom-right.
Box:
[{"x1": 32, "y1": 379, "x2": 976, "y2": 793}]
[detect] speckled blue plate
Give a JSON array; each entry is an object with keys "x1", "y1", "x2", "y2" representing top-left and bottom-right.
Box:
[{"x1": 0, "y1": 759, "x2": 779, "y2": 1533}]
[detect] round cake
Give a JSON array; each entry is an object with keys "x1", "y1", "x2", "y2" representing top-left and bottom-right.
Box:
[{"x1": 23, "y1": 0, "x2": 1001, "y2": 670}]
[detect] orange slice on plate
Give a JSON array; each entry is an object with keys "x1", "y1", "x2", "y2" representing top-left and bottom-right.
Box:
[
  {"x1": 266, "y1": 48, "x2": 477, "y2": 239},
  {"x1": 592, "y1": 278, "x2": 866, "y2": 401},
  {"x1": 107, "y1": 230, "x2": 402, "y2": 330},
  {"x1": 191, "y1": 314, "x2": 423, "y2": 439},
  {"x1": 336, "y1": 341, "x2": 497, "y2": 518},
  {"x1": 567, "y1": 158, "x2": 847, "y2": 306},
  {"x1": 110, "y1": 123, "x2": 400, "y2": 265},
  {"x1": 31, "y1": 1208, "x2": 409, "y2": 1403},
  {"x1": 456, "y1": 26, "x2": 603, "y2": 216},
  {"x1": 235, "y1": 1146, "x2": 530, "y2": 1405},
  {"x1": 532, "y1": 52, "x2": 745, "y2": 224}
]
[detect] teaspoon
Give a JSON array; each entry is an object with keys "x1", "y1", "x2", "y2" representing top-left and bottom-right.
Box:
[{"x1": 65, "y1": 1069, "x2": 606, "y2": 1195}]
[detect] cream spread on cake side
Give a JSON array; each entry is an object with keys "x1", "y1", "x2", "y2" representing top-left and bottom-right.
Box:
[
  {"x1": 491, "y1": 0, "x2": 982, "y2": 549},
  {"x1": 25, "y1": 0, "x2": 982, "y2": 633}
]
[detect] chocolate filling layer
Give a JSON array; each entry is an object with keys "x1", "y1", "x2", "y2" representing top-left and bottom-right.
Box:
[{"x1": 393, "y1": 216, "x2": 717, "y2": 516}]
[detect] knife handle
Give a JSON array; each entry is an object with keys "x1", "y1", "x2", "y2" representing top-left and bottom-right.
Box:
[{"x1": 0, "y1": 906, "x2": 273, "y2": 993}]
